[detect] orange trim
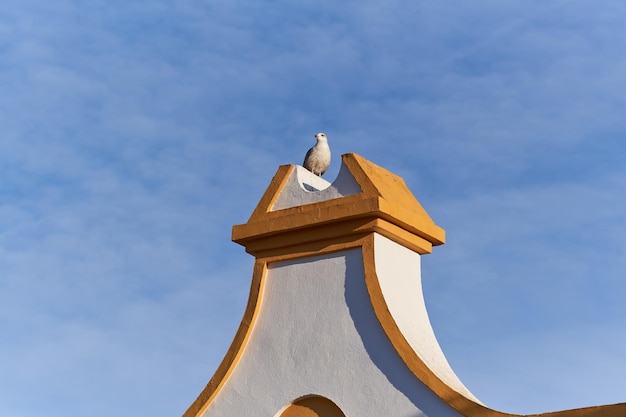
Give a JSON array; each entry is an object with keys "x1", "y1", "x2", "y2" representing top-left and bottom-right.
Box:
[
  {"x1": 182, "y1": 239, "x2": 367, "y2": 417},
  {"x1": 280, "y1": 396, "x2": 346, "y2": 417},
  {"x1": 251, "y1": 233, "x2": 369, "y2": 262},
  {"x1": 233, "y1": 194, "x2": 379, "y2": 243},
  {"x1": 343, "y1": 153, "x2": 445, "y2": 245},
  {"x1": 186, "y1": 152, "x2": 626, "y2": 417},
  {"x1": 236, "y1": 216, "x2": 433, "y2": 259},
  {"x1": 361, "y1": 235, "x2": 514, "y2": 417},
  {"x1": 233, "y1": 154, "x2": 445, "y2": 252},
  {"x1": 248, "y1": 165, "x2": 295, "y2": 221},
  {"x1": 361, "y1": 234, "x2": 626, "y2": 417},
  {"x1": 182, "y1": 261, "x2": 267, "y2": 417},
  {"x1": 184, "y1": 236, "x2": 626, "y2": 417}
]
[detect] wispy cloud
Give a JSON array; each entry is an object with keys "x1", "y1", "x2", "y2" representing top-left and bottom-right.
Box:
[{"x1": 2, "y1": 0, "x2": 626, "y2": 416}]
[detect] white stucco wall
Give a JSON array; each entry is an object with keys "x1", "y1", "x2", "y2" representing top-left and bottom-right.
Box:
[
  {"x1": 374, "y1": 233, "x2": 480, "y2": 402},
  {"x1": 201, "y1": 247, "x2": 463, "y2": 417},
  {"x1": 271, "y1": 164, "x2": 362, "y2": 211}
]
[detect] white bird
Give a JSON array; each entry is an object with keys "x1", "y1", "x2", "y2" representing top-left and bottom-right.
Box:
[{"x1": 303, "y1": 132, "x2": 331, "y2": 176}]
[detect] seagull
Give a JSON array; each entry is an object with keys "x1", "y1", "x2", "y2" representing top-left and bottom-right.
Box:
[{"x1": 303, "y1": 132, "x2": 331, "y2": 176}]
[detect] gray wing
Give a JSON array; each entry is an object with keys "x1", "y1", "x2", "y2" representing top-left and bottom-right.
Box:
[{"x1": 303, "y1": 146, "x2": 314, "y2": 168}]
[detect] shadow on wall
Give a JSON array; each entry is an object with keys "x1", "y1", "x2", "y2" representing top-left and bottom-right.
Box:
[{"x1": 343, "y1": 250, "x2": 461, "y2": 417}]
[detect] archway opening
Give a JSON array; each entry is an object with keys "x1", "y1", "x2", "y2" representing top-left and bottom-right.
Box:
[{"x1": 279, "y1": 395, "x2": 345, "y2": 417}]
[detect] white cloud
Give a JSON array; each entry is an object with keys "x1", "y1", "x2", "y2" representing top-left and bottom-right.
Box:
[{"x1": 2, "y1": 0, "x2": 626, "y2": 415}]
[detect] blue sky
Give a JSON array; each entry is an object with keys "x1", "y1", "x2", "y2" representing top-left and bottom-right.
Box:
[{"x1": 1, "y1": 1, "x2": 626, "y2": 416}]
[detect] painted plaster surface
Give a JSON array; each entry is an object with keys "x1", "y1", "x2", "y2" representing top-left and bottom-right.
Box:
[
  {"x1": 192, "y1": 152, "x2": 626, "y2": 417},
  {"x1": 201, "y1": 248, "x2": 462, "y2": 417},
  {"x1": 271, "y1": 164, "x2": 362, "y2": 211},
  {"x1": 374, "y1": 233, "x2": 480, "y2": 402}
]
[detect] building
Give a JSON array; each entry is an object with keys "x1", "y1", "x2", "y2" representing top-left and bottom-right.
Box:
[{"x1": 183, "y1": 153, "x2": 625, "y2": 417}]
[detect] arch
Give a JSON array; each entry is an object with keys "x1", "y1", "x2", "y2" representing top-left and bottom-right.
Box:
[{"x1": 279, "y1": 395, "x2": 346, "y2": 417}]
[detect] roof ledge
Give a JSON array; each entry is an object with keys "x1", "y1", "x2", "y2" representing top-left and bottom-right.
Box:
[{"x1": 232, "y1": 153, "x2": 445, "y2": 258}]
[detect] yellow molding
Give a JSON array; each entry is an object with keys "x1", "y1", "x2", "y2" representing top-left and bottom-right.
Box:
[
  {"x1": 254, "y1": 235, "x2": 370, "y2": 264},
  {"x1": 343, "y1": 153, "x2": 444, "y2": 243},
  {"x1": 182, "y1": 261, "x2": 267, "y2": 417},
  {"x1": 236, "y1": 216, "x2": 433, "y2": 258},
  {"x1": 185, "y1": 153, "x2": 626, "y2": 416},
  {"x1": 184, "y1": 234, "x2": 626, "y2": 417},
  {"x1": 360, "y1": 234, "x2": 626, "y2": 417},
  {"x1": 279, "y1": 396, "x2": 346, "y2": 417},
  {"x1": 182, "y1": 238, "x2": 367, "y2": 417},
  {"x1": 248, "y1": 164, "x2": 295, "y2": 221},
  {"x1": 232, "y1": 194, "x2": 380, "y2": 243},
  {"x1": 233, "y1": 195, "x2": 444, "y2": 248},
  {"x1": 233, "y1": 153, "x2": 445, "y2": 253}
]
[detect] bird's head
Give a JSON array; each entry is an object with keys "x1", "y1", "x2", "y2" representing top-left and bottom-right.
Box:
[{"x1": 315, "y1": 132, "x2": 328, "y2": 142}]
